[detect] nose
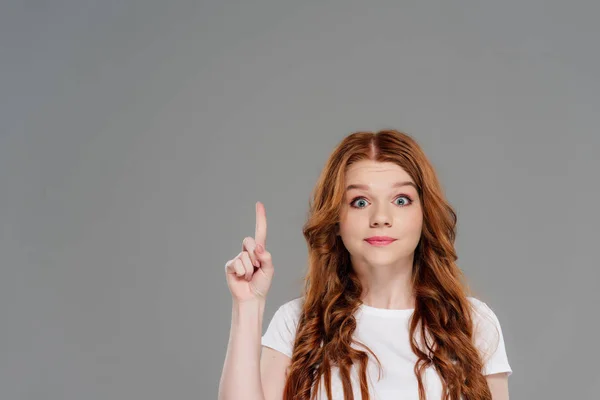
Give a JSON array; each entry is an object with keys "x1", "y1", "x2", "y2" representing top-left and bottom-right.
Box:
[{"x1": 369, "y1": 205, "x2": 393, "y2": 227}]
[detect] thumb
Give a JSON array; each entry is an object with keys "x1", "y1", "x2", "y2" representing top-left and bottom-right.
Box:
[{"x1": 254, "y1": 243, "x2": 274, "y2": 273}]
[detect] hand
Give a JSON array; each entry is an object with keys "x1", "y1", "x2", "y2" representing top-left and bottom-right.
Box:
[{"x1": 224, "y1": 201, "x2": 274, "y2": 302}]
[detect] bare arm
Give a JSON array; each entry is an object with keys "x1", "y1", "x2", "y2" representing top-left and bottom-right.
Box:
[
  {"x1": 218, "y1": 298, "x2": 291, "y2": 400},
  {"x1": 218, "y1": 299, "x2": 267, "y2": 400},
  {"x1": 219, "y1": 201, "x2": 288, "y2": 399},
  {"x1": 487, "y1": 372, "x2": 510, "y2": 400},
  {"x1": 260, "y1": 346, "x2": 291, "y2": 400}
]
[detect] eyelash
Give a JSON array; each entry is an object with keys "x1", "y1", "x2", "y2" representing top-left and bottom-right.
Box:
[{"x1": 349, "y1": 194, "x2": 414, "y2": 209}]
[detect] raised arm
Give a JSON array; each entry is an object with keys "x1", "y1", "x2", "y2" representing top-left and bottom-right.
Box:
[{"x1": 218, "y1": 202, "x2": 282, "y2": 400}]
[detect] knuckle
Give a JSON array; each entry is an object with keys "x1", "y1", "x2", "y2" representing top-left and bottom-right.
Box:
[
  {"x1": 240, "y1": 252, "x2": 250, "y2": 263},
  {"x1": 241, "y1": 253, "x2": 253, "y2": 268},
  {"x1": 233, "y1": 259, "x2": 244, "y2": 274}
]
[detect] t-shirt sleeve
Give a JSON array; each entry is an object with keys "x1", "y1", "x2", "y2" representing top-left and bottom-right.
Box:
[
  {"x1": 261, "y1": 298, "x2": 302, "y2": 358},
  {"x1": 471, "y1": 298, "x2": 513, "y2": 377}
]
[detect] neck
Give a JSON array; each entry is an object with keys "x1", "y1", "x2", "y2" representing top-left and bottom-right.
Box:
[{"x1": 352, "y1": 256, "x2": 415, "y2": 310}]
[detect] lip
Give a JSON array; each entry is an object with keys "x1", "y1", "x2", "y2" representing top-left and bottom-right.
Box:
[
  {"x1": 364, "y1": 236, "x2": 397, "y2": 246},
  {"x1": 365, "y1": 236, "x2": 396, "y2": 241}
]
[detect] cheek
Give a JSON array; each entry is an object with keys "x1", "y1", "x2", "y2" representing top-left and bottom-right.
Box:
[
  {"x1": 409, "y1": 213, "x2": 424, "y2": 232},
  {"x1": 337, "y1": 221, "x2": 362, "y2": 249},
  {"x1": 338, "y1": 215, "x2": 364, "y2": 237},
  {"x1": 403, "y1": 216, "x2": 423, "y2": 243}
]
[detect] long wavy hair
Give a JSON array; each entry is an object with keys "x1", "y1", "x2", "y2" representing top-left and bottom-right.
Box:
[{"x1": 282, "y1": 129, "x2": 492, "y2": 400}]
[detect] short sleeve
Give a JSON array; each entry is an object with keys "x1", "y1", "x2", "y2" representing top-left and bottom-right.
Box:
[
  {"x1": 261, "y1": 297, "x2": 303, "y2": 358},
  {"x1": 469, "y1": 298, "x2": 513, "y2": 377}
]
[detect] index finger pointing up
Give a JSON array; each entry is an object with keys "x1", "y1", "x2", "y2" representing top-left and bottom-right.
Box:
[{"x1": 255, "y1": 201, "x2": 267, "y2": 247}]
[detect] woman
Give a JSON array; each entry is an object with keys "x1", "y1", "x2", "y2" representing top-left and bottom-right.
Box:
[{"x1": 219, "y1": 130, "x2": 512, "y2": 400}]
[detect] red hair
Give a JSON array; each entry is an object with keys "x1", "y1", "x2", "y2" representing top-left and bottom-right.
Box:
[{"x1": 282, "y1": 129, "x2": 493, "y2": 400}]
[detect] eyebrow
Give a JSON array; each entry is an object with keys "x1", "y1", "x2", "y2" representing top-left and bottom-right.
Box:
[{"x1": 345, "y1": 181, "x2": 418, "y2": 191}]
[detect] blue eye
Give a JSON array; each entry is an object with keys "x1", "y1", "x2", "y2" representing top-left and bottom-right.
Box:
[
  {"x1": 349, "y1": 195, "x2": 413, "y2": 209},
  {"x1": 395, "y1": 196, "x2": 411, "y2": 206},
  {"x1": 351, "y1": 198, "x2": 369, "y2": 208}
]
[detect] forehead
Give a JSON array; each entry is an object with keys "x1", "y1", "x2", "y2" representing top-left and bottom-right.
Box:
[{"x1": 345, "y1": 160, "x2": 413, "y2": 183}]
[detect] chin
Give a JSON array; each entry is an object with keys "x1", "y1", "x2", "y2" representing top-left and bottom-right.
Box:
[{"x1": 363, "y1": 252, "x2": 401, "y2": 263}]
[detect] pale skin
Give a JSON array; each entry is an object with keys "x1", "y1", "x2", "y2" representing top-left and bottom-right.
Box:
[
  {"x1": 337, "y1": 160, "x2": 423, "y2": 311},
  {"x1": 339, "y1": 160, "x2": 508, "y2": 398},
  {"x1": 218, "y1": 161, "x2": 509, "y2": 400}
]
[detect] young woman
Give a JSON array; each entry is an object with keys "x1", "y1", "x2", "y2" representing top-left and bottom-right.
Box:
[{"x1": 219, "y1": 130, "x2": 512, "y2": 400}]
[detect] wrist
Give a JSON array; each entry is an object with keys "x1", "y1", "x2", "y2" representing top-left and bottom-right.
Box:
[{"x1": 232, "y1": 297, "x2": 266, "y2": 313}]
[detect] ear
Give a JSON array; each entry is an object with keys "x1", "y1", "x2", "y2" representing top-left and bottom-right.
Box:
[{"x1": 335, "y1": 223, "x2": 340, "y2": 236}]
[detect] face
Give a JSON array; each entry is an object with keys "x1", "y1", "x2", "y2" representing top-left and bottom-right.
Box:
[{"x1": 337, "y1": 160, "x2": 423, "y2": 268}]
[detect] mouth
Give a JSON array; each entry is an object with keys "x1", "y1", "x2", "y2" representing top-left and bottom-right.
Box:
[{"x1": 364, "y1": 238, "x2": 397, "y2": 246}]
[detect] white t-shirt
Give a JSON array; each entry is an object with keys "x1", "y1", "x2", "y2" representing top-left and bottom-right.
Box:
[{"x1": 261, "y1": 296, "x2": 512, "y2": 400}]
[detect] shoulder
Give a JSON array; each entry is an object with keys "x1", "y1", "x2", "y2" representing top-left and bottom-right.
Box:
[
  {"x1": 271, "y1": 296, "x2": 304, "y2": 325},
  {"x1": 261, "y1": 297, "x2": 305, "y2": 358},
  {"x1": 466, "y1": 296, "x2": 513, "y2": 376},
  {"x1": 466, "y1": 295, "x2": 487, "y2": 310},
  {"x1": 278, "y1": 296, "x2": 304, "y2": 314},
  {"x1": 466, "y1": 296, "x2": 503, "y2": 329}
]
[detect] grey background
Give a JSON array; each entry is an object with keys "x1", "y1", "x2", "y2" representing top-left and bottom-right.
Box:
[{"x1": 1, "y1": 0, "x2": 598, "y2": 399}]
